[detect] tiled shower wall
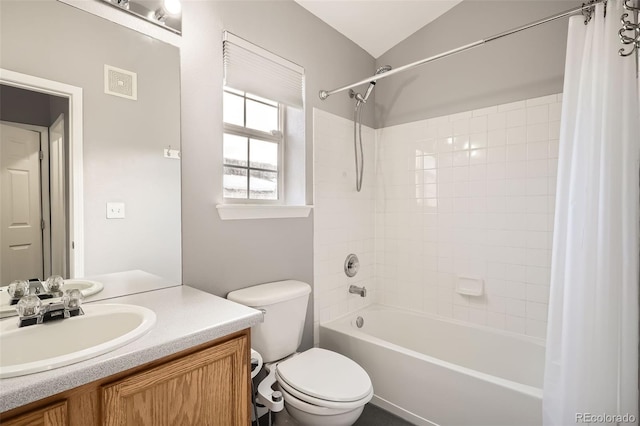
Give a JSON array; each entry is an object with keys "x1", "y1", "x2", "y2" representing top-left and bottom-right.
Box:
[
  {"x1": 313, "y1": 109, "x2": 376, "y2": 345},
  {"x1": 375, "y1": 94, "x2": 562, "y2": 339}
]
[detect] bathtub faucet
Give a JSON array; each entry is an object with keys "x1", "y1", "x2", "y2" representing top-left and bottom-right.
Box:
[{"x1": 349, "y1": 285, "x2": 367, "y2": 297}]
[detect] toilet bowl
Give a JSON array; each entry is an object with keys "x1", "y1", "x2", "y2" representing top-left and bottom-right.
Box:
[
  {"x1": 227, "y1": 281, "x2": 373, "y2": 426},
  {"x1": 260, "y1": 348, "x2": 373, "y2": 426}
]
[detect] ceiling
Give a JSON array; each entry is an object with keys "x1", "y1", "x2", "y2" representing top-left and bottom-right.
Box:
[{"x1": 294, "y1": 0, "x2": 463, "y2": 58}]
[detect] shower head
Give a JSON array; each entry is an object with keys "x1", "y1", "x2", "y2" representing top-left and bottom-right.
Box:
[{"x1": 360, "y1": 65, "x2": 392, "y2": 103}]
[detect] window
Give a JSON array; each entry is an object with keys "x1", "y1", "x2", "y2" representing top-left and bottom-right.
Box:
[
  {"x1": 222, "y1": 31, "x2": 304, "y2": 205},
  {"x1": 223, "y1": 88, "x2": 282, "y2": 201}
]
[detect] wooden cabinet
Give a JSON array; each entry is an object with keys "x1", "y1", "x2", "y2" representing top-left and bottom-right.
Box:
[
  {"x1": 1, "y1": 401, "x2": 67, "y2": 426},
  {"x1": 1, "y1": 331, "x2": 250, "y2": 426}
]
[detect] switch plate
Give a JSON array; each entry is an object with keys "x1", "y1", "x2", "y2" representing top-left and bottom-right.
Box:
[
  {"x1": 164, "y1": 148, "x2": 180, "y2": 159},
  {"x1": 106, "y1": 202, "x2": 125, "y2": 219}
]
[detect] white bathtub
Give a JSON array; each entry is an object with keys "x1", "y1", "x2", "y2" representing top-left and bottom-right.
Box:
[{"x1": 319, "y1": 305, "x2": 544, "y2": 426}]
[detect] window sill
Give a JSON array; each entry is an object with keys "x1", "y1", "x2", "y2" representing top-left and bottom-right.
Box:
[{"x1": 216, "y1": 204, "x2": 313, "y2": 220}]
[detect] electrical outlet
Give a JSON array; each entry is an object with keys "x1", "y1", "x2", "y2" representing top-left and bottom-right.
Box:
[{"x1": 106, "y1": 202, "x2": 125, "y2": 219}]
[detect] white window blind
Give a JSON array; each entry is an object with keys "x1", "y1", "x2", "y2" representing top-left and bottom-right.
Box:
[{"x1": 223, "y1": 31, "x2": 304, "y2": 109}]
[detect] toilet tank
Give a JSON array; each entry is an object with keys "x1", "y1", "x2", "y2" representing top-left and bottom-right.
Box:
[{"x1": 227, "y1": 280, "x2": 311, "y2": 363}]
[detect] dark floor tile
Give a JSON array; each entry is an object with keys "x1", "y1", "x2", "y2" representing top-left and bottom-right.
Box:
[{"x1": 354, "y1": 403, "x2": 416, "y2": 426}]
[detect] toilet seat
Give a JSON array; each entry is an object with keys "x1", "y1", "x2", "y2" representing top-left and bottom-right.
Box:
[
  {"x1": 278, "y1": 385, "x2": 365, "y2": 416},
  {"x1": 276, "y1": 370, "x2": 373, "y2": 410},
  {"x1": 275, "y1": 348, "x2": 373, "y2": 409}
]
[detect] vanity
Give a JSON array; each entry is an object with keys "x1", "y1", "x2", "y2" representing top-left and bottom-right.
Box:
[{"x1": 0, "y1": 285, "x2": 262, "y2": 425}]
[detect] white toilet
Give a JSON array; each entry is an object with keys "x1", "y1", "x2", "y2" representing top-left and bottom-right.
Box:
[{"x1": 227, "y1": 280, "x2": 373, "y2": 426}]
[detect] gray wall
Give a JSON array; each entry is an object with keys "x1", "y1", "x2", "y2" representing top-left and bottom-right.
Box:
[
  {"x1": 0, "y1": 0, "x2": 182, "y2": 283},
  {"x1": 180, "y1": 0, "x2": 375, "y2": 350},
  {"x1": 375, "y1": 1, "x2": 577, "y2": 127},
  {"x1": 0, "y1": 85, "x2": 53, "y2": 127}
]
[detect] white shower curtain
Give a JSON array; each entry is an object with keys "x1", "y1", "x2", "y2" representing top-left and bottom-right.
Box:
[{"x1": 543, "y1": 2, "x2": 640, "y2": 425}]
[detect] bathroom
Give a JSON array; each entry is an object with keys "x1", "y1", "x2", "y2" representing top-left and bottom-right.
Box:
[{"x1": 0, "y1": 0, "x2": 638, "y2": 425}]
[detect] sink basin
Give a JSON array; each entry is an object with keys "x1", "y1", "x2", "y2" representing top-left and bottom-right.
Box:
[
  {"x1": 0, "y1": 279, "x2": 103, "y2": 318},
  {"x1": 0, "y1": 304, "x2": 156, "y2": 378},
  {"x1": 62, "y1": 279, "x2": 104, "y2": 298}
]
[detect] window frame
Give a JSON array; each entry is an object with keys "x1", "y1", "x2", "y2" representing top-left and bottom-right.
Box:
[{"x1": 222, "y1": 88, "x2": 285, "y2": 204}]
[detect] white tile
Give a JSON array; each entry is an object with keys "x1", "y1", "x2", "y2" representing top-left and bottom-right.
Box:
[
  {"x1": 449, "y1": 110, "x2": 473, "y2": 122},
  {"x1": 473, "y1": 105, "x2": 497, "y2": 117},
  {"x1": 498, "y1": 100, "x2": 526, "y2": 112},
  {"x1": 438, "y1": 167, "x2": 454, "y2": 183},
  {"x1": 549, "y1": 121, "x2": 561, "y2": 140},
  {"x1": 526, "y1": 284, "x2": 550, "y2": 303},
  {"x1": 506, "y1": 161, "x2": 528, "y2": 179},
  {"x1": 487, "y1": 312, "x2": 506, "y2": 329},
  {"x1": 437, "y1": 121, "x2": 453, "y2": 138},
  {"x1": 437, "y1": 152, "x2": 454, "y2": 168},
  {"x1": 527, "y1": 141, "x2": 549, "y2": 160},
  {"x1": 486, "y1": 163, "x2": 506, "y2": 180},
  {"x1": 486, "y1": 180, "x2": 506, "y2": 196},
  {"x1": 526, "y1": 178, "x2": 548, "y2": 196},
  {"x1": 525, "y1": 266, "x2": 551, "y2": 285},
  {"x1": 487, "y1": 146, "x2": 506, "y2": 163},
  {"x1": 468, "y1": 308, "x2": 488, "y2": 325},
  {"x1": 549, "y1": 103, "x2": 562, "y2": 121},
  {"x1": 505, "y1": 315, "x2": 526, "y2": 334},
  {"x1": 527, "y1": 159, "x2": 549, "y2": 177},
  {"x1": 469, "y1": 132, "x2": 487, "y2": 150},
  {"x1": 453, "y1": 119, "x2": 470, "y2": 136},
  {"x1": 470, "y1": 148, "x2": 487, "y2": 165},
  {"x1": 526, "y1": 301, "x2": 548, "y2": 321},
  {"x1": 507, "y1": 144, "x2": 527, "y2": 162},
  {"x1": 507, "y1": 109, "x2": 526, "y2": 128},
  {"x1": 453, "y1": 151, "x2": 470, "y2": 167},
  {"x1": 506, "y1": 126, "x2": 526, "y2": 145},
  {"x1": 437, "y1": 137, "x2": 454, "y2": 152},
  {"x1": 453, "y1": 166, "x2": 469, "y2": 182},
  {"x1": 454, "y1": 181, "x2": 470, "y2": 197},
  {"x1": 468, "y1": 164, "x2": 486, "y2": 181},
  {"x1": 549, "y1": 140, "x2": 559, "y2": 158},
  {"x1": 487, "y1": 129, "x2": 507, "y2": 146},
  {"x1": 506, "y1": 298, "x2": 526, "y2": 317},
  {"x1": 470, "y1": 116, "x2": 487, "y2": 133},
  {"x1": 453, "y1": 135, "x2": 470, "y2": 151},
  {"x1": 527, "y1": 123, "x2": 549, "y2": 143},
  {"x1": 468, "y1": 180, "x2": 486, "y2": 198},
  {"x1": 487, "y1": 112, "x2": 507, "y2": 130},
  {"x1": 526, "y1": 105, "x2": 548, "y2": 124},
  {"x1": 526, "y1": 319, "x2": 547, "y2": 339}
]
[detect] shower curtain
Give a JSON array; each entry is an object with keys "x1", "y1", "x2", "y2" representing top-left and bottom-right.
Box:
[{"x1": 543, "y1": 2, "x2": 640, "y2": 425}]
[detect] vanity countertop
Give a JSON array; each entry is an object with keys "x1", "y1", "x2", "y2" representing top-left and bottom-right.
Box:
[{"x1": 0, "y1": 285, "x2": 263, "y2": 413}]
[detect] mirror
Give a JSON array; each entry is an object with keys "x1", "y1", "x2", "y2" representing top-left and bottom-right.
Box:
[{"x1": 0, "y1": 0, "x2": 181, "y2": 313}]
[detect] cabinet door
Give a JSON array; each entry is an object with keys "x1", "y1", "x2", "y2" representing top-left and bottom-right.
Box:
[
  {"x1": 2, "y1": 401, "x2": 67, "y2": 426},
  {"x1": 102, "y1": 335, "x2": 249, "y2": 426}
]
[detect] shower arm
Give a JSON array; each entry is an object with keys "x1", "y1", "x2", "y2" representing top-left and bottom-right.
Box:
[{"x1": 318, "y1": 0, "x2": 613, "y2": 101}]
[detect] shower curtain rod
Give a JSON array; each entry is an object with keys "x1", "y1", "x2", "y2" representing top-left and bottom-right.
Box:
[{"x1": 318, "y1": 0, "x2": 608, "y2": 101}]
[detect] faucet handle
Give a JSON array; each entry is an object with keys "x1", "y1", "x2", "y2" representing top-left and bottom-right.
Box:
[
  {"x1": 62, "y1": 289, "x2": 84, "y2": 318},
  {"x1": 8, "y1": 280, "x2": 29, "y2": 299},
  {"x1": 43, "y1": 275, "x2": 65, "y2": 293},
  {"x1": 16, "y1": 295, "x2": 42, "y2": 317}
]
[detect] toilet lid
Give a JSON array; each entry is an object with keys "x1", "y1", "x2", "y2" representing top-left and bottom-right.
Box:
[{"x1": 276, "y1": 348, "x2": 372, "y2": 402}]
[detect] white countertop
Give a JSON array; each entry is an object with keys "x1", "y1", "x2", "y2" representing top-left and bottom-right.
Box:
[{"x1": 0, "y1": 285, "x2": 263, "y2": 413}]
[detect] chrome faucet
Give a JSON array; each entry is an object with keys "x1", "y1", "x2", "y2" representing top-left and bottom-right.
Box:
[
  {"x1": 14, "y1": 289, "x2": 84, "y2": 328},
  {"x1": 349, "y1": 284, "x2": 367, "y2": 297}
]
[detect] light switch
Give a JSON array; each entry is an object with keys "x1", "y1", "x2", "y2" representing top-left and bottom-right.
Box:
[{"x1": 106, "y1": 202, "x2": 125, "y2": 219}]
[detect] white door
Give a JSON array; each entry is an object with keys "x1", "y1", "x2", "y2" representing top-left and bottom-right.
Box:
[
  {"x1": 49, "y1": 114, "x2": 66, "y2": 277},
  {"x1": 0, "y1": 123, "x2": 44, "y2": 284}
]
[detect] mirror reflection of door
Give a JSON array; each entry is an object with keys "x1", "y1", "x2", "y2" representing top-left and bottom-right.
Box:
[{"x1": 0, "y1": 84, "x2": 69, "y2": 285}]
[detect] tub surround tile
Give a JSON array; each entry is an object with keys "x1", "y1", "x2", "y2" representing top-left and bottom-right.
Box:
[{"x1": 375, "y1": 94, "x2": 559, "y2": 339}]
